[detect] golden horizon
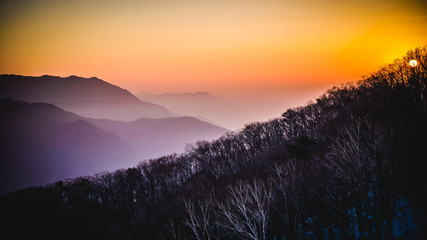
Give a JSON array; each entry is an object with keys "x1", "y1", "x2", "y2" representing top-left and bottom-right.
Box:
[{"x1": 1, "y1": 0, "x2": 426, "y2": 96}]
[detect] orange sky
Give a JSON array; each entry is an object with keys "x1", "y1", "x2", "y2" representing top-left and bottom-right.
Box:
[{"x1": 1, "y1": 0, "x2": 426, "y2": 98}]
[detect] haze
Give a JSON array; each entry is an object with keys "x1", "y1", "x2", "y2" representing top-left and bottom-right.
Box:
[{"x1": 1, "y1": 0, "x2": 426, "y2": 125}]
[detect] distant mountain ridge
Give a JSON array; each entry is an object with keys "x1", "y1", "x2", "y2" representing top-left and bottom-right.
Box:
[
  {"x1": 153, "y1": 91, "x2": 217, "y2": 99},
  {"x1": 138, "y1": 91, "x2": 246, "y2": 130},
  {"x1": 0, "y1": 98, "x2": 229, "y2": 194},
  {"x1": 88, "y1": 116, "x2": 229, "y2": 157},
  {"x1": 0, "y1": 98, "x2": 138, "y2": 194},
  {"x1": 0, "y1": 74, "x2": 175, "y2": 120}
]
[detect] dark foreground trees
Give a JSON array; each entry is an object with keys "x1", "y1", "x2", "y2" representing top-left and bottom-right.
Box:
[{"x1": 1, "y1": 46, "x2": 426, "y2": 239}]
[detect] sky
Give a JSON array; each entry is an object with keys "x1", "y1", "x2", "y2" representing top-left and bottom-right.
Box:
[{"x1": 1, "y1": 0, "x2": 426, "y2": 101}]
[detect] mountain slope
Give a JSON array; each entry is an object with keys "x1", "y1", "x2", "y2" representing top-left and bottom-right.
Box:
[
  {"x1": 0, "y1": 98, "x2": 138, "y2": 194},
  {"x1": 0, "y1": 74, "x2": 175, "y2": 120},
  {"x1": 88, "y1": 116, "x2": 229, "y2": 158},
  {"x1": 0, "y1": 98, "x2": 229, "y2": 194}
]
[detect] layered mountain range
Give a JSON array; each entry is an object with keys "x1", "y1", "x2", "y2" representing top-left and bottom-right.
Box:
[
  {"x1": 0, "y1": 75, "x2": 228, "y2": 194},
  {"x1": 0, "y1": 74, "x2": 175, "y2": 120},
  {"x1": 139, "y1": 92, "x2": 245, "y2": 130}
]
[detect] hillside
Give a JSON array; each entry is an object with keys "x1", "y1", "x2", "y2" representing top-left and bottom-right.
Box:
[
  {"x1": 0, "y1": 98, "x2": 138, "y2": 194},
  {"x1": 0, "y1": 98, "x2": 228, "y2": 194},
  {"x1": 0, "y1": 74, "x2": 175, "y2": 120},
  {"x1": 89, "y1": 117, "x2": 229, "y2": 158},
  {"x1": 1, "y1": 46, "x2": 426, "y2": 239}
]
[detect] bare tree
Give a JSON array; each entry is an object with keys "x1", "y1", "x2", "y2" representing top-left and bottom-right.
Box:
[
  {"x1": 324, "y1": 117, "x2": 409, "y2": 239},
  {"x1": 184, "y1": 197, "x2": 215, "y2": 240},
  {"x1": 164, "y1": 218, "x2": 183, "y2": 240},
  {"x1": 272, "y1": 160, "x2": 306, "y2": 239},
  {"x1": 215, "y1": 179, "x2": 273, "y2": 240}
]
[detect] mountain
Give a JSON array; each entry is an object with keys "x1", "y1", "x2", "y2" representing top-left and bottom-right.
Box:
[
  {"x1": 0, "y1": 98, "x2": 229, "y2": 194},
  {"x1": 0, "y1": 74, "x2": 175, "y2": 121},
  {"x1": 138, "y1": 92, "x2": 246, "y2": 130},
  {"x1": 88, "y1": 117, "x2": 229, "y2": 158},
  {"x1": 0, "y1": 98, "x2": 138, "y2": 194}
]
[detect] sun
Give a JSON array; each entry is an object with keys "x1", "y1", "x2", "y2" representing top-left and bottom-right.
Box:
[{"x1": 409, "y1": 59, "x2": 418, "y2": 67}]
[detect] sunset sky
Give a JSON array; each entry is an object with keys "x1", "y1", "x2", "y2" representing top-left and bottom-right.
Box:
[{"x1": 1, "y1": 0, "x2": 426, "y2": 99}]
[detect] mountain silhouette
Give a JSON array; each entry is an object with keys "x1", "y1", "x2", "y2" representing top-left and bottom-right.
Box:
[
  {"x1": 0, "y1": 74, "x2": 175, "y2": 120},
  {"x1": 0, "y1": 98, "x2": 229, "y2": 194},
  {"x1": 88, "y1": 116, "x2": 229, "y2": 158},
  {"x1": 0, "y1": 98, "x2": 138, "y2": 194}
]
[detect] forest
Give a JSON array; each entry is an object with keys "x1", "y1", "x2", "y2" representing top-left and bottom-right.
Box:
[{"x1": 1, "y1": 46, "x2": 426, "y2": 240}]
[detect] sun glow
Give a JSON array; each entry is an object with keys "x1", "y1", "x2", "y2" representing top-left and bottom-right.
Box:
[
  {"x1": 0, "y1": 1, "x2": 426, "y2": 94},
  {"x1": 409, "y1": 59, "x2": 418, "y2": 67}
]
